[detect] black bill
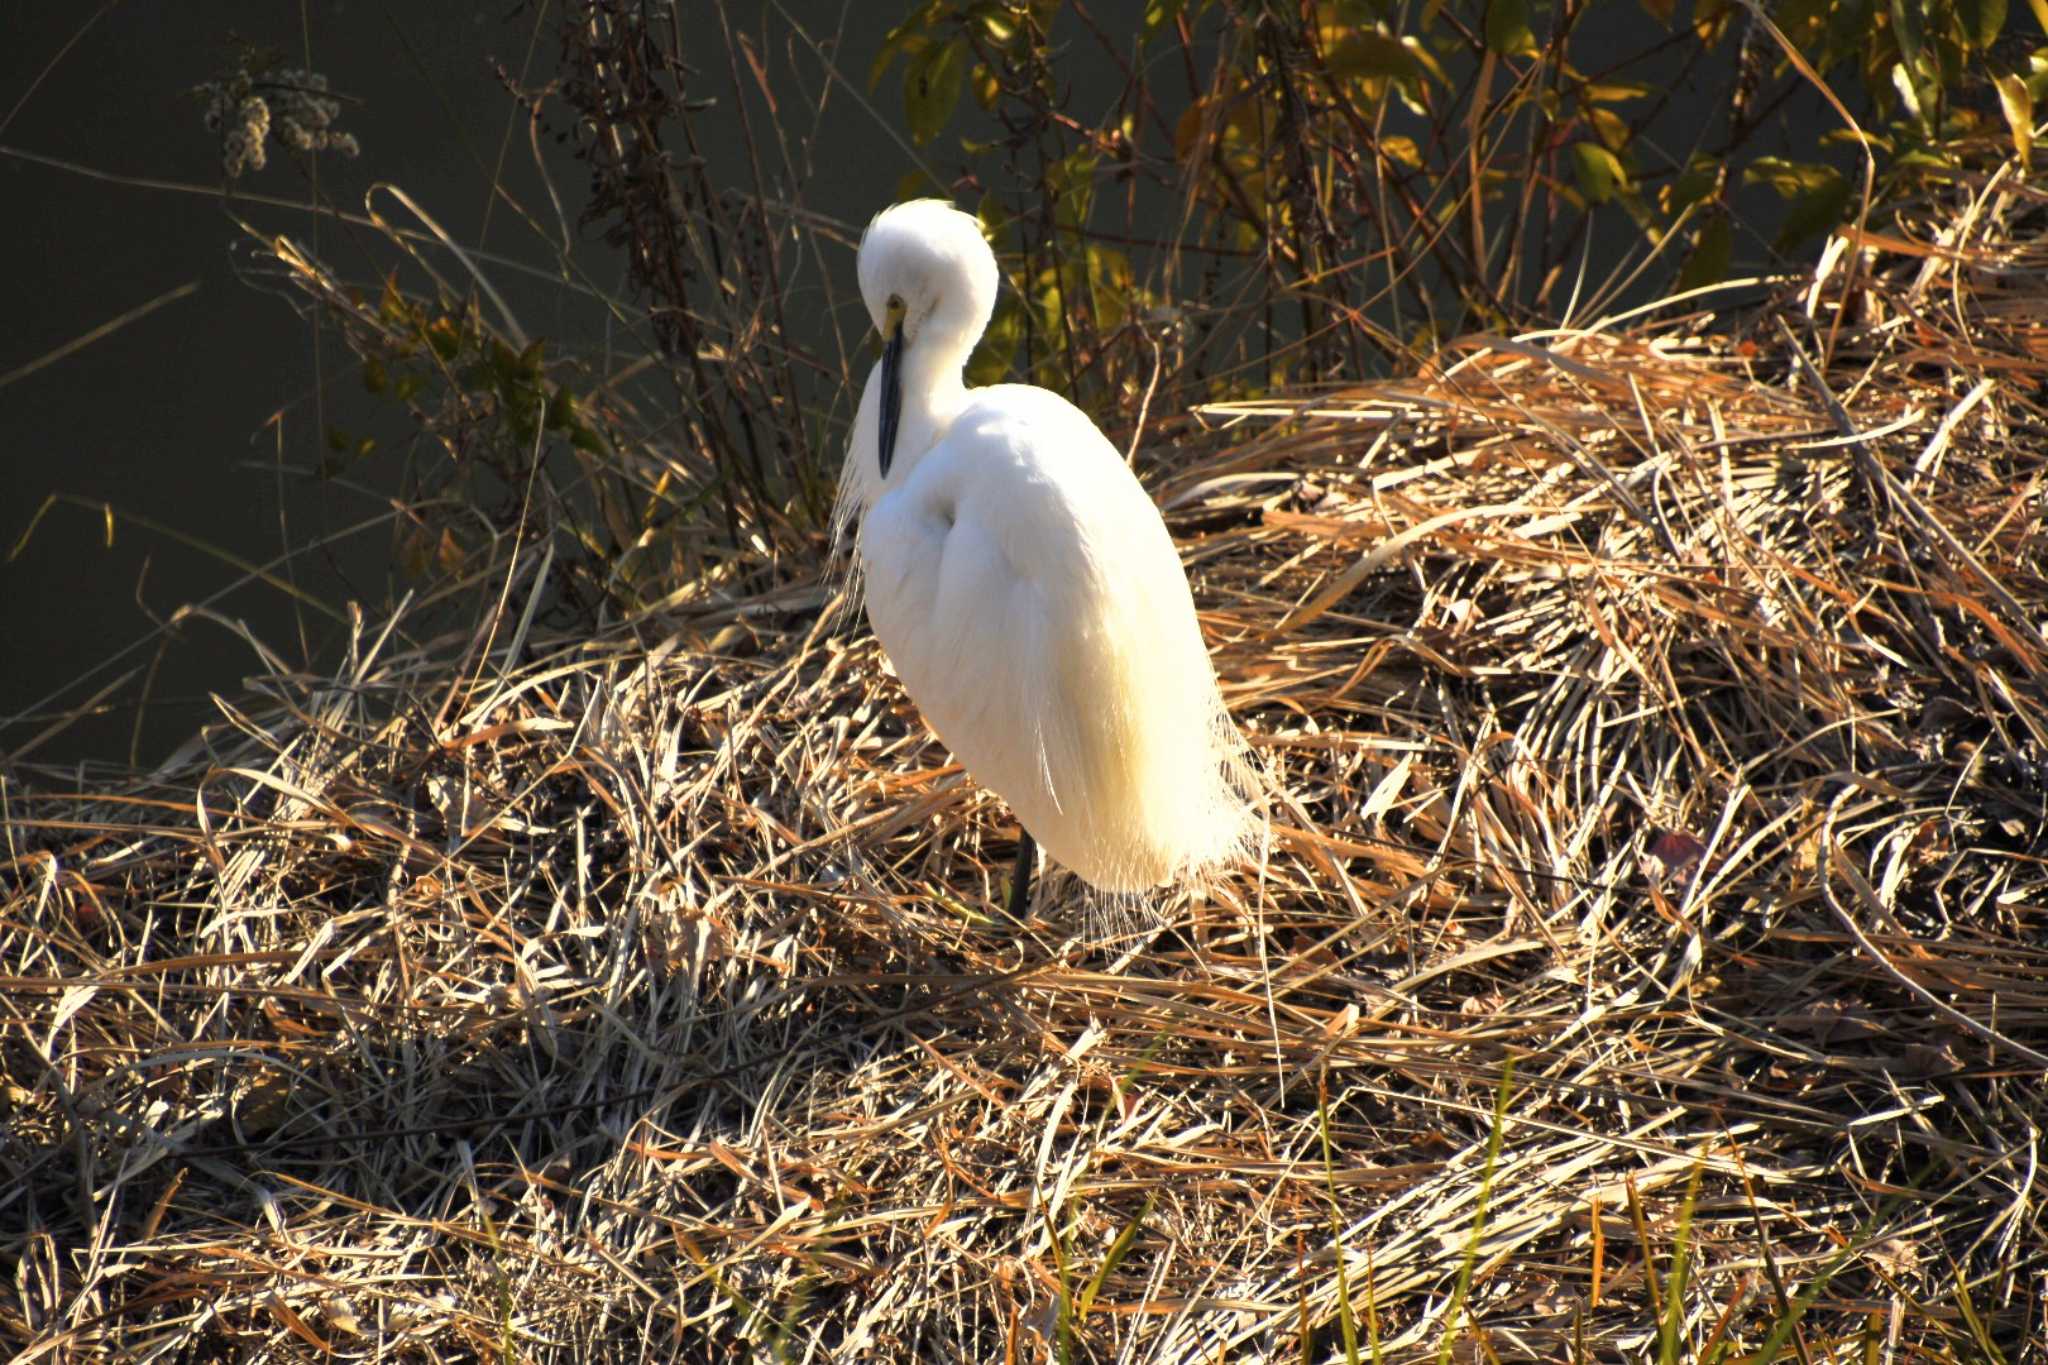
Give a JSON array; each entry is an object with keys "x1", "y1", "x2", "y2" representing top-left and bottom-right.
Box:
[{"x1": 878, "y1": 326, "x2": 904, "y2": 478}]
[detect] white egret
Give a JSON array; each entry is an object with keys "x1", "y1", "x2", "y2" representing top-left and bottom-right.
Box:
[{"x1": 835, "y1": 199, "x2": 1257, "y2": 914}]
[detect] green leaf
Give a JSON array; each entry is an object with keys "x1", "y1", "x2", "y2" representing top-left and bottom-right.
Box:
[
  {"x1": 869, "y1": 0, "x2": 944, "y2": 91},
  {"x1": 1891, "y1": 0, "x2": 1927, "y2": 72},
  {"x1": 1744, "y1": 157, "x2": 1853, "y2": 249},
  {"x1": 1776, "y1": 0, "x2": 1831, "y2": 46},
  {"x1": 1404, "y1": 33, "x2": 1453, "y2": 86},
  {"x1": 1819, "y1": 0, "x2": 1875, "y2": 54},
  {"x1": 1664, "y1": 158, "x2": 1722, "y2": 212},
  {"x1": 975, "y1": 190, "x2": 1010, "y2": 237},
  {"x1": 1485, "y1": 0, "x2": 1538, "y2": 54},
  {"x1": 1775, "y1": 172, "x2": 1852, "y2": 250},
  {"x1": 966, "y1": 316, "x2": 1019, "y2": 388},
  {"x1": 1045, "y1": 150, "x2": 1100, "y2": 230},
  {"x1": 1570, "y1": 141, "x2": 1628, "y2": 202},
  {"x1": 425, "y1": 315, "x2": 463, "y2": 360},
  {"x1": 870, "y1": 31, "x2": 925, "y2": 92},
  {"x1": 545, "y1": 385, "x2": 579, "y2": 432},
  {"x1": 489, "y1": 338, "x2": 520, "y2": 384},
  {"x1": 1677, "y1": 213, "x2": 1733, "y2": 292},
  {"x1": 1958, "y1": 0, "x2": 2009, "y2": 48},
  {"x1": 904, "y1": 37, "x2": 967, "y2": 146}
]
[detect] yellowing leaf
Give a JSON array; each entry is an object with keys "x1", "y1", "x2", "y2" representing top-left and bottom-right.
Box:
[
  {"x1": 1486, "y1": 0, "x2": 1538, "y2": 54},
  {"x1": 1693, "y1": 0, "x2": 1735, "y2": 42},
  {"x1": 1587, "y1": 106, "x2": 1631, "y2": 150},
  {"x1": 1743, "y1": 156, "x2": 1844, "y2": 197},
  {"x1": 1379, "y1": 134, "x2": 1423, "y2": 168},
  {"x1": 1173, "y1": 96, "x2": 1215, "y2": 164},
  {"x1": 1143, "y1": 0, "x2": 1188, "y2": 39},
  {"x1": 894, "y1": 168, "x2": 939, "y2": 203},
  {"x1": 1994, "y1": 71, "x2": 2034, "y2": 167},
  {"x1": 436, "y1": 528, "x2": 466, "y2": 576},
  {"x1": 1892, "y1": 62, "x2": 1927, "y2": 122},
  {"x1": 1327, "y1": 30, "x2": 1423, "y2": 81}
]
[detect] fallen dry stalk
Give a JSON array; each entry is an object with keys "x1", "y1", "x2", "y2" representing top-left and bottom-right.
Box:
[{"x1": 5, "y1": 168, "x2": 2048, "y2": 1361}]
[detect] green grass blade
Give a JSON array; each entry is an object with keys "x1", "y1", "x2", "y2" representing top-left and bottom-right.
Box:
[
  {"x1": 1435, "y1": 1059, "x2": 1516, "y2": 1365},
  {"x1": 1076, "y1": 1190, "x2": 1155, "y2": 1323},
  {"x1": 1316, "y1": 1076, "x2": 1363, "y2": 1365},
  {"x1": 1658, "y1": 1154, "x2": 1707, "y2": 1364}
]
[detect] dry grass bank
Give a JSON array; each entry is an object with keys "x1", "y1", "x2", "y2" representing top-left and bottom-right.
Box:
[{"x1": 5, "y1": 167, "x2": 2048, "y2": 1362}]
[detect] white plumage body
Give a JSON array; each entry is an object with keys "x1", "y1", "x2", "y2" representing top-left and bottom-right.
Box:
[{"x1": 837, "y1": 201, "x2": 1254, "y2": 894}]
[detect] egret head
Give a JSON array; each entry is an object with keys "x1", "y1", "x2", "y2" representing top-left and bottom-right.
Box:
[{"x1": 858, "y1": 200, "x2": 998, "y2": 477}]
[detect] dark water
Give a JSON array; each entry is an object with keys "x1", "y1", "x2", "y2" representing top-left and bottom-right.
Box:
[
  {"x1": 1, "y1": 2, "x2": 893, "y2": 769},
  {"x1": 4, "y1": 6, "x2": 571, "y2": 766}
]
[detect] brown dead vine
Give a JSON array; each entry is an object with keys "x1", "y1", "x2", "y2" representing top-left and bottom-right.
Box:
[{"x1": 5, "y1": 167, "x2": 2048, "y2": 1362}]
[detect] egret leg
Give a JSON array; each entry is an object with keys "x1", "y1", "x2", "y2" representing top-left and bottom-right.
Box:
[{"x1": 1006, "y1": 829, "x2": 1036, "y2": 919}]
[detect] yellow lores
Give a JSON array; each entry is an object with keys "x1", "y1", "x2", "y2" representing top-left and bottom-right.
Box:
[{"x1": 835, "y1": 200, "x2": 1257, "y2": 912}]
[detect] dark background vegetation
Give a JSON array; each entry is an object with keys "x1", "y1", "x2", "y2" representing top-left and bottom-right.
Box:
[
  {"x1": 2, "y1": 0, "x2": 2035, "y2": 768},
  {"x1": 2, "y1": 1, "x2": 893, "y2": 764},
  {"x1": 2, "y1": 4, "x2": 587, "y2": 764}
]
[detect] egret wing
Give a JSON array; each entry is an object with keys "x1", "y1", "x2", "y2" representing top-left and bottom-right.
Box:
[{"x1": 859, "y1": 386, "x2": 1249, "y2": 890}]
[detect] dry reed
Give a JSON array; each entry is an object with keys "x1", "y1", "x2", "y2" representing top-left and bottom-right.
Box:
[{"x1": 4, "y1": 165, "x2": 2047, "y2": 1362}]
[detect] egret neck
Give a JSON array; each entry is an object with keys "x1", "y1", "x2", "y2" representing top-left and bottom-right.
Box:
[{"x1": 875, "y1": 296, "x2": 977, "y2": 486}]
